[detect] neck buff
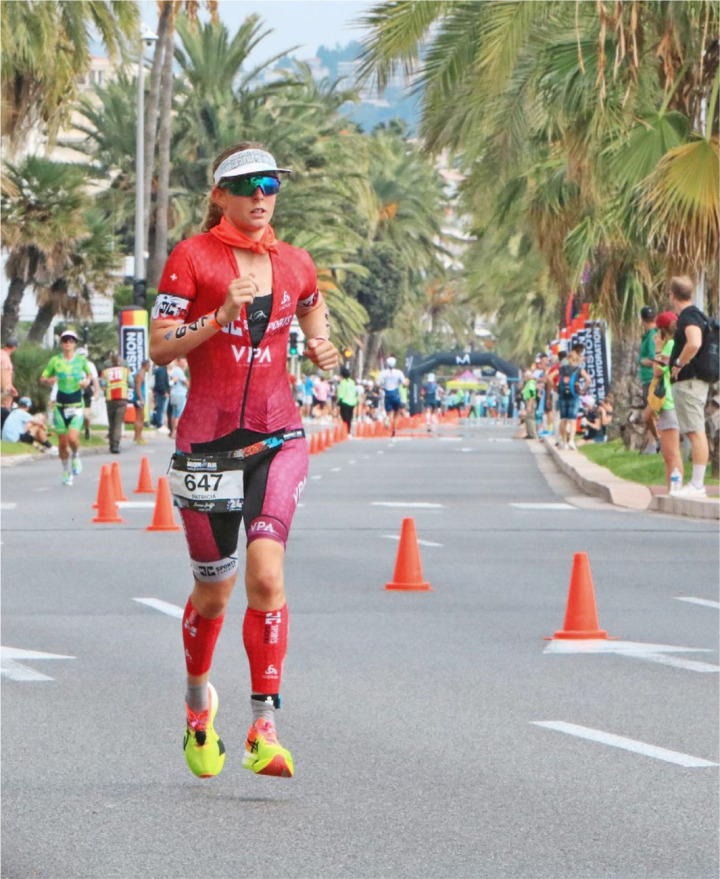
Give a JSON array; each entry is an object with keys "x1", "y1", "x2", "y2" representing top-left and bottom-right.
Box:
[{"x1": 209, "y1": 216, "x2": 278, "y2": 254}]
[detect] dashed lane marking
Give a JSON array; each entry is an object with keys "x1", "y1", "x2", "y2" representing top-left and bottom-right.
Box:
[
  {"x1": 372, "y1": 502, "x2": 444, "y2": 509},
  {"x1": 133, "y1": 598, "x2": 183, "y2": 618},
  {"x1": 544, "y1": 638, "x2": 720, "y2": 673},
  {"x1": 382, "y1": 534, "x2": 443, "y2": 548},
  {"x1": 0, "y1": 503, "x2": 17, "y2": 510},
  {"x1": 511, "y1": 503, "x2": 575, "y2": 510},
  {"x1": 675, "y1": 597, "x2": 720, "y2": 610},
  {"x1": 531, "y1": 721, "x2": 718, "y2": 768}
]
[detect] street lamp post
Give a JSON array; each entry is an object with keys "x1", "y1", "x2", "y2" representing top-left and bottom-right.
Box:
[{"x1": 133, "y1": 25, "x2": 158, "y2": 309}]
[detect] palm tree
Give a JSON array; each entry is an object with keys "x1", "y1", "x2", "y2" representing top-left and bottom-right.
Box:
[
  {"x1": 1, "y1": 157, "x2": 119, "y2": 344},
  {"x1": 0, "y1": 0, "x2": 138, "y2": 156},
  {"x1": 355, "y1": 0, "x2": 719, "y2": 367}
]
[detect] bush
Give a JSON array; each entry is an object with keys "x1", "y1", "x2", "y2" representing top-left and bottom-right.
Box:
[{"x1": 10, "y1": 343, "x2": 56, "y2": 410}]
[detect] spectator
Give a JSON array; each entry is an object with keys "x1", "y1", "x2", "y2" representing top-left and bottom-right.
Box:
[
  {"x1": 637, "y1": 306, "x2": 660, "y2": 454},
  {"x1": 521, "y1": 371, "x2": 538, "y2": 439},
  {"x1": 652, "y1": 312, "x2": 684, "y2": 494},
  {"x1": 101, "y1": 352, "x2": 130, "y2": 454},
  {"x1": 151, "y1": 362, "x2": 170, "y2": 430},
  {"x1": 668, "y1": 276, "x2": 713, "y2": 497},
  {"x1": 1, "y1": 391, "x2": 14, "y2": 430},
  {"x1": 1, "y1": 336, "x2": 19, "y2": 397},
  {"x1": 557, "y1": 347, "x2": 590, "y2": 450},
  {"x1": 312, "y1": 374, "x2": 331, "y2": 419},
  {"x1": 2, "y1": 396, "x2": 53, "y2": 451},
  {"x1": 132, "y1": 359, "x2": 150, "y2": 444},
  {"x1": 168, "y1": 357, "x2": 189, "y2": 438},
  {"x1": 583, "y1": 394, "x2": 613, "y2": 443}
]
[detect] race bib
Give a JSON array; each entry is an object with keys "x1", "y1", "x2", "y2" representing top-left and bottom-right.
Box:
[
  {"x1": 61, "y1": 406, "x2": 81, "y2": 418},
  {"x1": 168, "y1": 463, "x2": 244, "y2": 513}
]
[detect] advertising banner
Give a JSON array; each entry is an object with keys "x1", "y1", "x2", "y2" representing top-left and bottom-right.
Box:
[
  {"x1": 581, "y1": 320, "x2": 611, "y2": 402},
  {"x1": 118, "y1": 306, "x2": 148, "y2": 423}
]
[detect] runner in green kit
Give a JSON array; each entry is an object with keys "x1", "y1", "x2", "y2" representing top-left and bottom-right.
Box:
[{"x1": 40, "y1": 328, "x2": 91, "y2": 485}]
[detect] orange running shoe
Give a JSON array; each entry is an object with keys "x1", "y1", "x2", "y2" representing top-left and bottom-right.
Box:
[{"x1": 242, "y1": 717, "x2": 294, "y2": 778}]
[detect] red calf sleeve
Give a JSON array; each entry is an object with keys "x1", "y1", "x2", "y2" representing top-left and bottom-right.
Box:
[
  {"x1": 182, "y1": 599, "x2": 224, "y2": 677},
  {"x1": 242, "y1": 603, "x2": 288, "y2": 693}
]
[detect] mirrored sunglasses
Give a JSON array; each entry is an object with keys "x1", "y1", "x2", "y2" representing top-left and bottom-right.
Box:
[{"x1": 221, "y1": 175, "x2": 281, "y2": 197}]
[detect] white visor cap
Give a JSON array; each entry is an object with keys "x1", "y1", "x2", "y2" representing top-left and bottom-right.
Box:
[
  {"x1": 213, "y1": 149, "x2": 292, "y2": 184},
  {"x1": 386, "y1": 357, "x2": 397, "y2": 368}
]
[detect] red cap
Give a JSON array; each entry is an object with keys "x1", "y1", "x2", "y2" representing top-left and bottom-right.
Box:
[{"x1": 655, "y1": 311, "x2": 678, "y2": 330}]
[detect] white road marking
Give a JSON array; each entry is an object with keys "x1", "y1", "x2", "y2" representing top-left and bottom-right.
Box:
[
  {"x1": 532, "y1": 721, "x2": 718, "y2": 768},
  {"x1": 311, "y1": 475, "x2": 322, "y2": 480},
  {"x1": 0, "y1": 503, "x2": 17, "y2": 510},
  {"x1": 511, "y1": 503, "x2": 575, "y2": 510},
  {"x1": 133, "y1": 598, "x2": 183, "y2": 619},
  {"x1": 544, "y1": 639, "x2": 719, "y2": 673},
  {"x1": 438, "y1": 437, "x2": 461, "y2": 442},
  {"x1": 1, "y1": 646, "x2": 75, "y2": 682},
  {"x1": 372, "y1": 502, "x2": 444, "y2": 509},
  {"x1": 675, "y1": 597, "x2": 720, "y2": 610},
  {"x1": 487, "y1": 438, "x2": 512, "y2": 442},
  {"x1": 331, "y1": 467, "x2": 342, "y2": 472},
  {"x1": 117, "y1": 501, "x2": 156, "y2": 509},
  {"x1": 382, "y1": 534, "x2": 443, "y2": 548}
]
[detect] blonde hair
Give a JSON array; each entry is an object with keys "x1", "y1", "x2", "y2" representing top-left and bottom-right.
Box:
[
  {"x1": 201, "y1": 141, "x2": 267, "y2": 232},
  {"x1": 567, "y1": 349, "x2": 581, "y2": 366}
]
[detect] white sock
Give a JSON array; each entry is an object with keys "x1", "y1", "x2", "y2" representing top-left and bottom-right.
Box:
[{"x1": 691, "y1": 465, "x2": 706, "y2": 488}]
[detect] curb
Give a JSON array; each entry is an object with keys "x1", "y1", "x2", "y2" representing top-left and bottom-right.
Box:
[{"x1": 541, "y1": 439, "x2": 719, "y2": 520}]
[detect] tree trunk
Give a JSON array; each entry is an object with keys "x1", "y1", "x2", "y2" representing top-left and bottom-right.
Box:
[
  {"x1": 26, "y1": 301, "x2": 56, "y2": 344},
  {"x1": 363, "y1": 331, "x2": 384, "y2": 378},
  {"x1": 146, "y1": 15, "x2": 175, "y2": 288},
  {"x1": 1, "y1": 278, "x2": 27, "y2": 345},
  {"x1": 611, "y1": 331, "x2": 644, "y2": 448},
  {"x1": 143, "y1": 3, "x2": 172, "y2": 254}
]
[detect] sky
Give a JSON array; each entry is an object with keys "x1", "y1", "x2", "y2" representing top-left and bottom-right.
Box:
[{"x1": 139, "y1": 0, "x2": 376, "y2": 66}]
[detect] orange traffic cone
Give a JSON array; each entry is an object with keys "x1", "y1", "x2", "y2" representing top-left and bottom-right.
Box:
[
  {"x1": 146, "y1": 475, "x2": 181, "y2": 531},
  {"x1": 309, "y1": 433, "x2": 319, "y2": 455},
  {"x1": 91, "y1": 465, "x2": 125, "y2": 523},
  {"x1": 549, "y1": 552, "x2": 613, "y2": 639},
  {"x1": 134, "y1": 456, "x2": 155, "y2": 494},
  {"x1": 325, "y1": 428, "x2": 334, "y2": 448},
  {"x1": 384, "y1": 518, "x2": 432, "y2": 591},
  {"x1": 110, "y1": 460, "x2": 128, "y2": 502}
]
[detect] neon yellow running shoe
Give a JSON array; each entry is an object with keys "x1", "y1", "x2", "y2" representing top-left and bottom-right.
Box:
[
  {"x1": 183, "y1": 682, "x2": 225, "y2": 778},
  {"x1": 242, "y1": 718, "x2": 294, "y2": 778}
]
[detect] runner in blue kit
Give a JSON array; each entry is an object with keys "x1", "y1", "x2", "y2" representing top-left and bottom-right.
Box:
[
  {"x1": 149, "y1": 142, "x2": 339, "y2": 780},
  {"x1": 378, "y1": 355, "x2": 407, "y2": 436}
]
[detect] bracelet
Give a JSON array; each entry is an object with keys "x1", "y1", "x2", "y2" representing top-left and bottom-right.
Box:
[{"x1": 208, "y1": 308, "x2": 228, "y2": 331}]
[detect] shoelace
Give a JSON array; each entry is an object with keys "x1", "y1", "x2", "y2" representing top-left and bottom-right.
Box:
[
  {"x1": 253, "y1": 719, "x2": 278, "y2": 744},
  {"x1": 186, "y1": 705, "x2": 209, "y2": 733}
]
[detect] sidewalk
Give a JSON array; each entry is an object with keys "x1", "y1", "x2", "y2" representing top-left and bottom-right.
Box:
[{"x1": 539, "y1": 438, "x2": 719, "y2": 520}]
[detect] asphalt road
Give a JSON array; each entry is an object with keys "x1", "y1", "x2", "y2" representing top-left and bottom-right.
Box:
[{"x1": 1, "y1": 420, "x2": 718, "y2": 879}]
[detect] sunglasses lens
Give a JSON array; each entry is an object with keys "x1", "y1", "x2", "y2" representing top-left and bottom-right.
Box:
[{"x1": 225, "y1": 176, "x2": 280, "y2": 196}]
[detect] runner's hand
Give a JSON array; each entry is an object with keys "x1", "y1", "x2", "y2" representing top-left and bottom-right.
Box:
[
  {"x1": 306, "y1": 338, "x2": 339, "y2": 371},
  {"x1": 218, "y1": 275, "x2": 258, "y2": 325}
]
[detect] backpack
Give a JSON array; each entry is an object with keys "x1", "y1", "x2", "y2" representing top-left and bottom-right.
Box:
[
  {"x1": 694, "y1": 314, "x2": 720, "y2": 383},
  {"x1": 559, "y1": 363, "x2": 578, "y2": 399}
]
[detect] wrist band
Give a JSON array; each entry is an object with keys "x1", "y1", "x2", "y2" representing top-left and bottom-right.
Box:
[
  {"x1": 208, "y1": 309, "x2": 227, "y2": 331},
  {"x1": 313, "y1": 336, "x2": 327, "y2": 342}
]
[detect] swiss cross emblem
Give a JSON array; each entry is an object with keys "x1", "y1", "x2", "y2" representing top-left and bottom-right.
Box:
[{"x1": 170, "y1": 273, "x2": 178, "y2": 281}]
